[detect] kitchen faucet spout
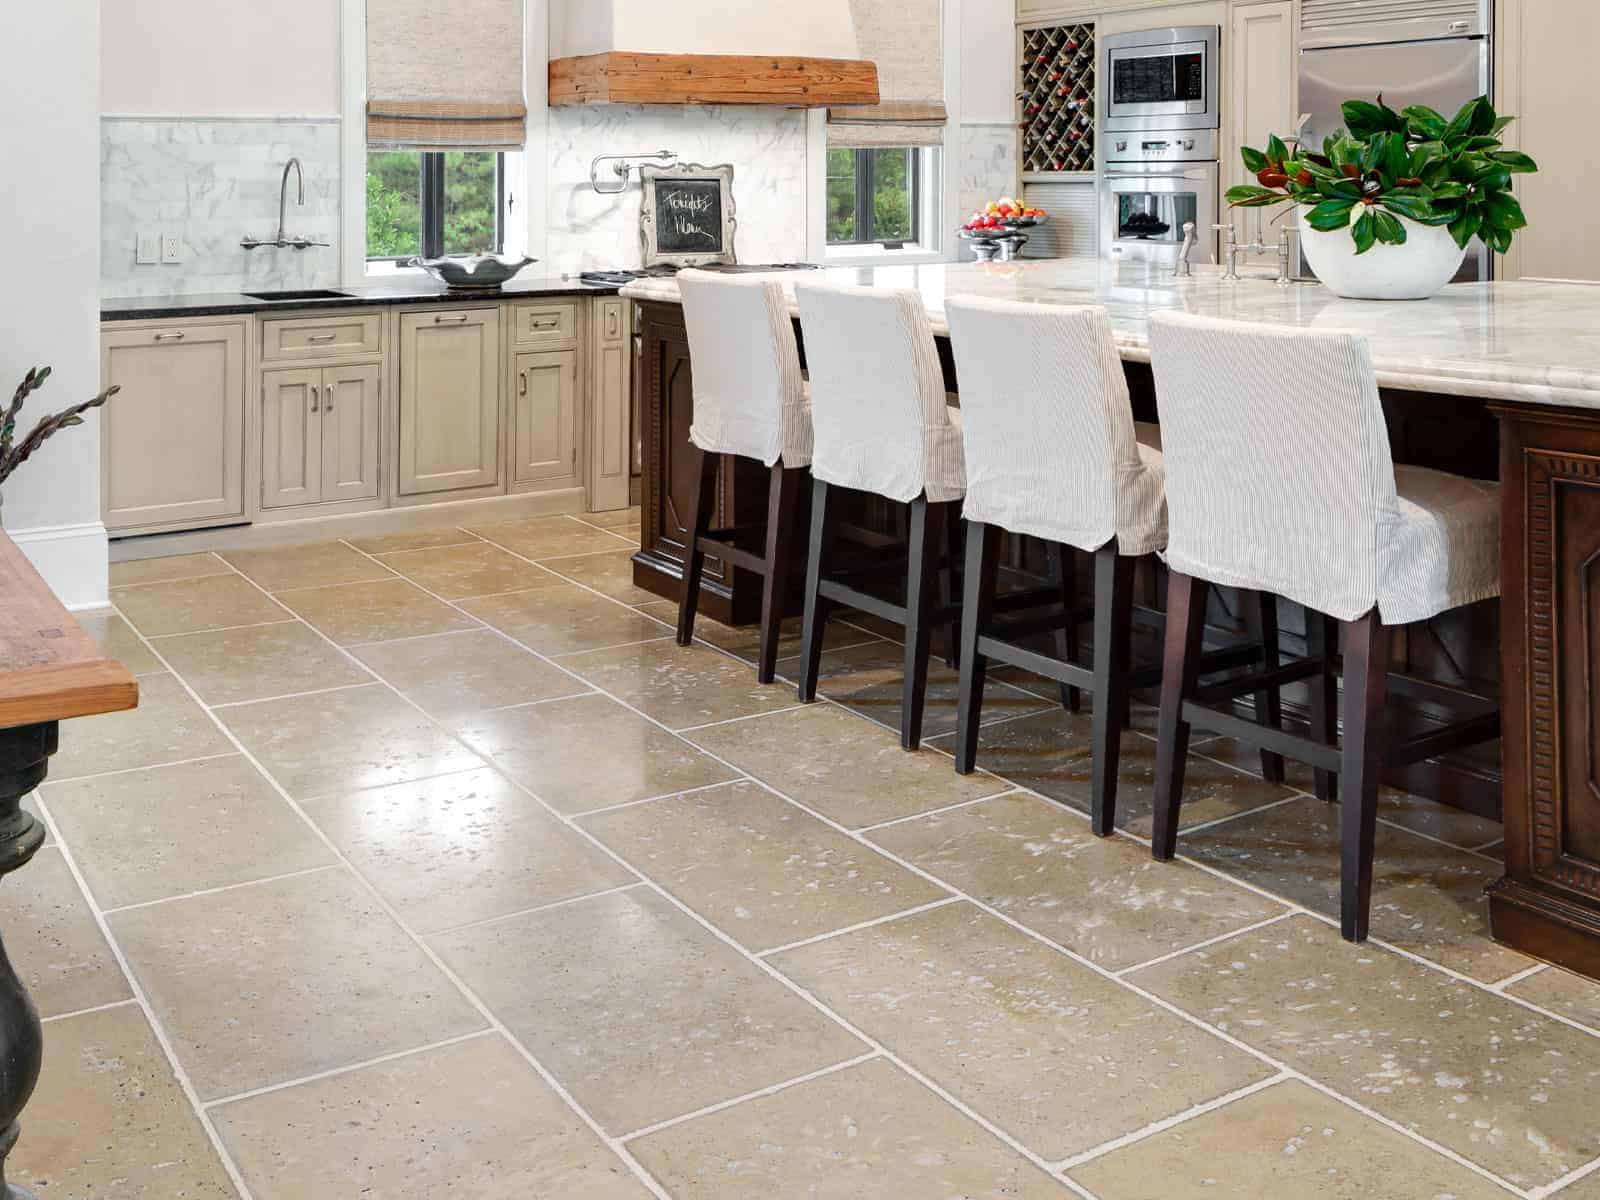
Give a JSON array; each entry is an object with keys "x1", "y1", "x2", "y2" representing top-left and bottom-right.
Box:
[{"x1": 277, "y1": 157, "x2": 305, "y2": 244}]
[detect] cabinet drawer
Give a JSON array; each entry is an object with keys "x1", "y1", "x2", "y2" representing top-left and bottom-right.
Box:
[
  {"x1": 261, "y1": 312, "x2": 382, "y2": 361},
  {"x1": 511, "y1": 301, "x2": 578, "y2": 347}
]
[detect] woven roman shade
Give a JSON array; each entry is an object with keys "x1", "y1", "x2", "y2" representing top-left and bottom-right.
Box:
[
  {"x1": 828, "y1": 0, "x2": 946, "y2": 148},
  {"x1": 367, "y1": 0, "x2": 527, "y2": 149}
]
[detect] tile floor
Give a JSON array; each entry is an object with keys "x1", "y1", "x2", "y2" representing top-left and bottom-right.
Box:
[{"x1": 12, "y1": 510, "x2": 1600, "y2": 1197}]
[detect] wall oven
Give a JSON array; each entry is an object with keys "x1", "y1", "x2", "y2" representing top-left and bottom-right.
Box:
[
  {"x1": 1101, "y1": 130, "x2": 1219, "y2": 267},
  {"x1": 1102, "y1": 26, "x2": 1221, "y2": 132}
]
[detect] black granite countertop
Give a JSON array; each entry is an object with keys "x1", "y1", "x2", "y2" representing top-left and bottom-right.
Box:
[{"x1": 101, "y1": 275, "x2": 621, "y2": 321}]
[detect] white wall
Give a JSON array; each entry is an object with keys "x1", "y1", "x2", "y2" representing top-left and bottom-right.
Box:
[
  {"x1": 3, "y1": 0, "x2": 107, "y2": 607},
  {"x1": 101, "y1": 0, "x2": 340, "y2": 116},
  {"x1": 961, "y1": 0, "x2": 1016, "y2": 123},
  {"x1": 550, "y1": 0, "x2": 858, "y2": 58}
]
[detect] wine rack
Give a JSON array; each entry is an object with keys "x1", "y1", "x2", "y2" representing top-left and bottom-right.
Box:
[{"x1": 1019, "y1": 22, "x2": 1095, "y2": 175}]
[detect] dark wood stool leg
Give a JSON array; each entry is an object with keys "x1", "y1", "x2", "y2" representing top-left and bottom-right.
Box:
[
  {"x1": 756, "y1": 464, "x2": 803, "y2": 685},
  {"x1": 955, "y1": 522, "x2": 1001, "y2": 774},
  {"x1": 676, "y1": 448, "x2": 719, "y2": 648},
  {"x1": 0, "y1": 723, "x2": 53, "y2": 1200},
  {"x1": 1152, "y1": 571, "x2": 1210, "y2": 861},
  {"x1": 1247, "y1": 591, "x2": 1286, "y2": 784},
  {"x1": 1089, "y1": 545, "x2": 1137, "y2": 836},
  {"x1": 1049, "y1": 542, "x2": 1083, "y2": 713},
  {"x1": 941, "y1": 510, "x2": 962, "y2": 669},
  {"x1": 901, "y1": 497, "x2": 943, "y2": 750},
  {"x1": 1307, "y1": 612, "x2": 1340, "y2": 802},
  {"x1": 798, "y1": 478, "x2": 836, "y2": 703},
  {"x1": 1340, "y1": 609, "x2": 1390, "y2": 943}
]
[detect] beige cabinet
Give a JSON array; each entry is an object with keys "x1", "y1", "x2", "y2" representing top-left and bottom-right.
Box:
[
  {"x1": 1227, "y1": 1, "x2": 1295, "y2": 200},
  {"x1": 397, "y1": 307, "x2": 502, "y2": 496},
  {"x1": 261, "y1": 363, "x2": 381, "y2": 510},
  {"x1": 512, "y1": 350, "x2": 577, "y2": 484},
  {"x1": 101, "y1": 321, "x2": 246, "y2": 533},
  {"x1": 588, "y1": 298, "x2": 633, "y2": 511}
]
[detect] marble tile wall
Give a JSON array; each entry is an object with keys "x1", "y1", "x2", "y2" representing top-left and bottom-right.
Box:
[
  {"x1": 956, "y1": 122, "x2": 1019, "y2": 262},
  {"x1": 101, "y1": 119, "x2": 341, "y2": 299},
  {"x1": 545, "y1": 104, "x2": 809, "y2": 275}
]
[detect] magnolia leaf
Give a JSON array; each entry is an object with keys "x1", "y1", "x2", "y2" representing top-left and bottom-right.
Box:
[
  {"x1": 1240, "y1": 146, "x2": 1269, "y2": 172},
  {"x1": 1491, "y1": 115, "x2": 1515, "y2": 135},
  {"x1": 1266, "y1": 134, "x2": 1289, "y2": 166},
  {"x1": 1490, "y1": 150, "x2": 1538, "y2": 173},
  {"x1": 1401, "y1": 105, "x2": 1447, "y2": 140},
  {"x1": 1371, "y1": 210, "x2": 1407, "y2": 245},
  {"x1": 1484, "y1": 190, "x2": 1528, "y2": 230},
  {"x1": 1306, "y1": 197, "x2": 1358, "y2": 231},
  {"x1": 1351, "y1": 209, "x2": 1378, "y2": 254},
  {"x1": 1380, "y1": 193, "x2": 1435, "y2": 221},
  {"x1": 1448, "y1": 207, "x2": 1483, "y2": 249},
  {"x1": 1342, "y1": 98, "x2": 1402, "y2": 138}
]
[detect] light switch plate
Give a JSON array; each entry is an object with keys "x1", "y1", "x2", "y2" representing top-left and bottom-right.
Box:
[
  {"x1": 136, "y1": 232, "x2": 160, "y2": 265},
  {"x1": 161, "y1": 234, "x2": 183, "y2": 264}
]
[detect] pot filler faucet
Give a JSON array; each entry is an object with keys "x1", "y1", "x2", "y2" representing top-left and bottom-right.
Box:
[{"x1": 241, "y1": 158, "x2": 331, "y2": 250}]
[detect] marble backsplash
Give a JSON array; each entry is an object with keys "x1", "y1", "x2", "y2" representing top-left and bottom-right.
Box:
[
  {"x1": 101, "y1": 119, "x2": 341, "y2": 298},
  {"x1": 546, "y1": 104, "x2": 809, "y2": 275},
  {"x1": 956, "y1": 122, "x2": 1019, "y2": 261}
]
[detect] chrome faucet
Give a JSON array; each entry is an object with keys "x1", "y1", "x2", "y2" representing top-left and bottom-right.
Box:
[
  {"x1": 1276, "y1": 227, "x2": 1297, "y2": 285},
  {"x1": 1213, "y1": 222, "x2": 1242, "y2": 280},
  {"x1": 1172, "y1": 221, "x2": 1197, "y2": 277},
  {"x1": 241, "y1": 157, "x2": 330, "y2": 250}
]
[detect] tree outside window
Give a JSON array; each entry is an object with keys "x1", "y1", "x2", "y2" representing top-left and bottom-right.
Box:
[
  {"x1": 366, "y1": 150, "x2": 503, "y2": 261},
  {"x1": 827, "y1": 148, "x2": 921, "y2": 247}
]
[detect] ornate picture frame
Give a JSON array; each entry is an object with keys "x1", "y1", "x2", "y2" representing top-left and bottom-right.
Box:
[{"x1": 639, "y1": 162, "x2": 738, "y2": 268}]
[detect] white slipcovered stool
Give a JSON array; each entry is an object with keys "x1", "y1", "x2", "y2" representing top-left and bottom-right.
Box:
[
  {"x1": 675, "y1": 269, "x2": 813, "y2": 683},
  {"x1": 793, "y1": 281, "x2": 967, "y2": 750},
  {"x1": 1147, "y1": 311, "x2": 1501, "y2": 943}
]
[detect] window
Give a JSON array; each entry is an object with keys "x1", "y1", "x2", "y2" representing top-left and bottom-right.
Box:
[
  {"x1": 826, "y1": 148, "x2": 922, "y2": 248},
  {"x1": 365, "y1": 150, "x2": 505, "y2": 262}
]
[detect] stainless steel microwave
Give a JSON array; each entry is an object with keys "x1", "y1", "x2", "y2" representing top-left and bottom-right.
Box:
[{"x1": 1102, "y1": 26, "x2": 1221, "y2": 132}]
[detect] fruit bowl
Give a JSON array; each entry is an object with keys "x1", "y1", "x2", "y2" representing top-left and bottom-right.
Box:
[{"x1": 959, "y1": 196, "x2": 1048, "y2": 248}]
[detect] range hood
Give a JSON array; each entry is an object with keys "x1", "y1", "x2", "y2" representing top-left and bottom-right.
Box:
[{"x1": 548, "y1": 0, "x2": 880, "y2": 107}]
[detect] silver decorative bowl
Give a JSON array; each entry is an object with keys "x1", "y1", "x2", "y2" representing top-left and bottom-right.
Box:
[{"x1": 406, "y1": 254, "x2": 536, "y2": 291}]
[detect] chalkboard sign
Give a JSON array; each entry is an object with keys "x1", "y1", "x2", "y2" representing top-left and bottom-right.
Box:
[{"x1": 639, "y1": 163, "x2": 738, "y2": 268}]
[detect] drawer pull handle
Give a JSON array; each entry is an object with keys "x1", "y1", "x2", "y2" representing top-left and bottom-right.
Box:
[
  {"x1": 153, "y1": 331, "x2": 185, "y2": 342},
  {"x1": 434, "y1": 313, "x2": 470, "y2": 324},
  {"x1": 519, "y1": 370, "x2": 528, "y2": 397},
  {"x1": 310, "y1": 386, "x2": 319, "y2": 412},
  {"x1": 308, "y1": 332, "x2": 338, "y2": 343},
  {"x1": 531, "y1": 317, "x2": 561, "y2": 330}
]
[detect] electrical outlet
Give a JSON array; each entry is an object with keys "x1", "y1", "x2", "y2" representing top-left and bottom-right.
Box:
[
  {"x1": 136, "y1": 232, "x2": 160, "y2": 265},
  {"x1": 161, "y1": 234, "x2": 183, "y2": 264}
]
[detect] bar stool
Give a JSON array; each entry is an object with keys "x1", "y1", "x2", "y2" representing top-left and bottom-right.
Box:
[
  {"x1": 675, "y1": 269, "x2": 813, "y2": 683},
  {"x1": 1147, "y1": 312, "x2": 1502, "y2": 943},
  {"x1": 792, "y1": 282, "x2": 967, "y2": 750}
]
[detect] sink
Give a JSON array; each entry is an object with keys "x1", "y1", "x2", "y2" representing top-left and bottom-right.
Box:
[{"x1": 242, "y1": 289, "x2": 354, "y2": 302}]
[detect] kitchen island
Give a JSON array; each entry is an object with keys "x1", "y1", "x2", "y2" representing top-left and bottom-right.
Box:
[{"x1": 621, "y1": 256, "x2": 1600, "y2": 979}]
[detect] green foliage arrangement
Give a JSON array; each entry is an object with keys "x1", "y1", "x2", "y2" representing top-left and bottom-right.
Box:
[
  {"x1": 0, "y1": 368, "x2": 118, "y2": 489},
  {"x1": 1225, "y1": 94, "x2": 1538, "y2": 255}
]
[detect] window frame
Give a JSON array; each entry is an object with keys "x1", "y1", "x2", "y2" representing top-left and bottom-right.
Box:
[
  {"x1": 826, "y1": 147, "x2": 924, "y2": 251},
  {"x1": 365, "y1": 149, "x2": 507, "y2": 267}
]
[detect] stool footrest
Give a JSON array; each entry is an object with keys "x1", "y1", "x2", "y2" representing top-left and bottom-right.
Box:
[
  {"x1": 1193, "y1": 659, "x2": 1327, "y2": 705},
  {"x1": 975, "y1": 636, "x2": 1096, "y2": 691},
  {"x1": 1181, "y1": 702, "x2": 1344, "y2": 771},
  {"x1": 695, "y1": 535, "x2": 770, "y2": 576},
  {"x1": 819, "y1": 579, "x2": 958, "y2": 629},
  {"x1": 1387, "y1": 711, "x2": 1501, "y2": 767}
]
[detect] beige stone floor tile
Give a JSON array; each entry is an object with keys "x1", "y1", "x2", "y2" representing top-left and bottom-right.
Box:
[
  {"x1": 927, "y1": 709, "x2": 1297, "y2": 839},
  {"x1": 1183, "y1": 796, "x2": 1530, "y2": 983},
  {"x1": 11, "y1": 1004, "x2": 235, "y2": 1198},
  {"x1": 0, "y1": 846, "x2": 129, "y2": 1018},
  {"x1": 344, "y1": 527, "x2": 482, "y2": 554},
  {"x1": 780, "y1": 641, "x2": 1053, "y2": 740},
  {"x1": 218, "y1": 683, "x2": 483, "y2": 800},
  {"x1": 561, "y1": 640, "x2": 797, "y2": 729},
  {"x1": 1131, "y1": 915, "x2": 1600, "y2": 1190},
  {"x1": 213, "y1": 1034, "x2": 650, "y2": 1199},
  {"x1": 150, "y1": 619, "x2": 369, "y2": 706},
  {"x1": 455, "y1": 693, "x2": 738, "y2": 815},
  {"x1": 686, "y1": 703, "x2": 1005, "y2": 828},
  {"x1": 110, "y1": 867, "x2": 485, "y2": 1100},
  {"x1": 869, "y1": 792, "x2": 1286, "y2": 971},
  {"x1": 74, "y1": 609, "x2": 163, "y2": 674},
  {"x1": 631, "y1": 1058, "x2": 1068, "y2": 1199},
  {"x1": 276, "y1": 578, "x2": 481, "y2": 646},
  {"x1": 353, "y1": 629, "x2": 590, "y2": 718},
  {"x1": 460, "y1": 584, "x2": 671, "y2": 656},
  {"x1": 580, "y1": 780, "x2": 948, "y2": 952},
  {"x1": 112, "y1": 573, "x2": 291, "y2": 637},
  {"x1": 50, "y1": 673, "x2": 234, "y2": 781},
  {"x1": 772, "y1": 902, "x2": 1271, "y2": 1161},
  {"x1": 109, "y1": 551, "x2": 233, "y2": 588},
  {"x1": 1507, "y1": 967, "x2": 1600, "y2": 1032},
  {"x1": 433, "y1": 886, "x2": 865, "y2": 1135},
  {"x1": 1069, "y1": 1078, "x2": 1511, "y2": 1199},
  {"x1": 376, "y1": 540, "x2": 559, "y2": 600},
  {"x1": 468, "y1": 515, "x2": 636, "y2": 560},
  {"x1": 543, "y1": 550, "x2": 661, "y2": 605},
  {"x1": 46, "y1": 755, "x2": 333, "y2": 910},
  {"x1": 304, "y1": 767, "x2": 633, "y2": 933},
  {"x1": 223, "y1": 540, "x2": 397, "y2": 591},
  {"x1": 639, "y1": 601, "x2": 883, "y2": 663},
  {"x1": 580, "y1": 506, "x2": 642, "y2": 530}
]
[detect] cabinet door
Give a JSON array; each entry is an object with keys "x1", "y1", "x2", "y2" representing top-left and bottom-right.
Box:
[
  {"x1": 398, "y1": 308, "x2": 501, "y2": 496},
  {"x1": 101, "y1": 322, "x2": 246, "y2": 531},
  {"x1": 320, "y1": 363, "x2": 381, "y2": 503},
  {"x1": 512, "y1": 350, "x2": 577, "y2": 484},
  {"x1": 261, "y1": 368, "x2": 323, "y2": 510},
  {"x1": 588, "y1": 298, "x2": 632, "y2": 511},
  {"x1": 1229, "y1": 2, "x2": 1295, "y2": 199}
]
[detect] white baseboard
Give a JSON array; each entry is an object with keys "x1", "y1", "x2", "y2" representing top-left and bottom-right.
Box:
[{"x1": 7, "y1": 521, "x2": 109, "y2": 611}]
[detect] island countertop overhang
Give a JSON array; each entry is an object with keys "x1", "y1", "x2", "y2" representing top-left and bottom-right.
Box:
[{"x1": 621, "y1": 258, "x2": 1600, "y2": 410}]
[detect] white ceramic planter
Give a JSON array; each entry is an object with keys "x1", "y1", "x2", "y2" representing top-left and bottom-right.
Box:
[{"x1": 1299, "y1": 208, "x2": 1467, "y2": 300}]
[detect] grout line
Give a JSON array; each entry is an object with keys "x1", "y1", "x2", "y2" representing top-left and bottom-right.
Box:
[
  {"x1": 755, "y1": 896, "x2": 964, "y2": 958},
  {"x1": 616, "y1": 1050, "x2": 883, "y2": 1144},
  {"x1": 422, "y1": 882, "x2": 648, "y2": 939},
  {"x1": 853, "y1": 787, "x2": 1020, "y2": 834},
  {"x1": 207, "y1": 682, "x2": 377, "y2": 710},
  {"x1": 1528, "y1": 1151, "x2": 1600, "y2": 1200},
  {"x1": 99, "y1": 865, "x2": 344, "y2": 916},
  {"x1": 1372, "y1": 813, "x2": 1504, "y2": 863},
  {"x1": 1111, "y1": 911, "x2": 1299, "y2": 978},
  {"x1": 143, "y1": 618, "x2": 300, "y2": 639},
  {"x1": 427, "y1": 688, "x2": 598, "y2": 719},
  {"x1": 567, "y1": 779, "x2": 745, "y2": 821},
  {"x1": 1166, "y1": 792, "x2": 1308, "y2": 840},
  {"x1": 40, "y1": 996, "x2": 141, "y2": 1025},
  {"x1": 675, "y1": 703, "x2": 812, "y2": 733},
  {"x1": 46, "y1": 751, "x2": 241, "y2": 787},
  {"x1": 339, "y1": 624, "x2": 496, "y2": 651},
  {"x1": 548, "y1": 634, "x2": 677, "y2": 660},
  {"x1": 107, "y1": 570, "x2": 234, "y2": 591},
  {"x1": 1488, "y1": 963, "x2": 1548, "y2": 991},
  {"x1": 202, "y1": 1029, "x2": 499, "y2": 1111}
]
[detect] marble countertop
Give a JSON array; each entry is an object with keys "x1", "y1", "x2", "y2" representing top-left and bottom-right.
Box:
[
  {"x1": 101, "y1": 274, "x2": 620, "y2": 322},
  {"x1": 621, "y1": 257, "x2": 1600, "y2": 409}
]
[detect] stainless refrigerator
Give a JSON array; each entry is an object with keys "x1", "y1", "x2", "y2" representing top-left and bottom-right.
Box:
[{"x1": 1298, "y1": 0, "x2": 1492, "y2": 281}]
